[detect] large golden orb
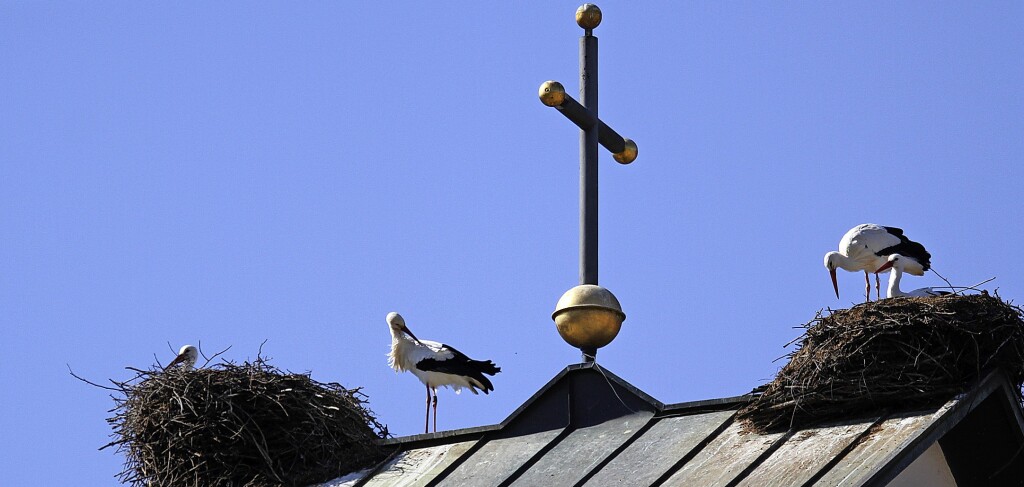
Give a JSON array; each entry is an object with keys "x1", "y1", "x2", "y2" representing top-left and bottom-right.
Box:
[
  {"x1": 575, "y1": 4, "x2": 603, "y2": 30},
  {"x1": 613, "y1": 138, "x2": 638, "y2": 164},
  {"x1": 539, "y1": 81, "x2": 566, "y2": 107},
  {"x1": 552, "y1": 284, "x2": 625, "y2": 349}
]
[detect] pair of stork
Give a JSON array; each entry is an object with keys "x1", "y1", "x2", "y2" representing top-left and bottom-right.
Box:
[
  {"x1": 824, "y1": 223, "x2": 945, "y2": 299},
  {"x1": 164, "y1": 324, "x2": 500, "y2": 436}
]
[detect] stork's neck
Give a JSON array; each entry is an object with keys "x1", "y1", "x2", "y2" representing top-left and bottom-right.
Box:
[
  {"x1": 389, "y1": 332, "x2": 418, "y2": 372},
  {"x1": 887, "y1": 267, "x2": 906, "y2": 298},
  {"x1": 831, "y1": 252, "x2": 866, "y2": 272}
]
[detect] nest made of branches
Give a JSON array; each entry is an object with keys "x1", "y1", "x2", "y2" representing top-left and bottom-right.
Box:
[
  {"x1": 738, "y1": 293, "x2": 1024, "y2": 433},
  {"x1": 101, "y1": 353, "x2": 389, "y2": 487}
]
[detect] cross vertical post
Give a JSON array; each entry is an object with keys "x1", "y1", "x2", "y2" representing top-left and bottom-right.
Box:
[
  {"x1": 580, "y1": 25, "x2": 599, "y2": 290},
  {"x1": 544, "y1": 4, "x2": 638, "y2": 364},
  {"x1": 579, "y1": 28, "x2": 599, "y2": 361}
]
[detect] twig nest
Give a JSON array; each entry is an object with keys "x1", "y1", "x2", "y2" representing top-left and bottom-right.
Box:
[
  {"x1": 739, "y1": 294, "x2": 1024, "y2": 433},
  {"x1": 105, "y1": 356, "x2": 388, "y2": 487}
]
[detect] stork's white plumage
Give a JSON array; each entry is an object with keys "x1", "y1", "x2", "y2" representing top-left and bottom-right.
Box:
[
  {"x1": 823, "y1": 224, "x2": 932, "y2": 301},
  {"x1": 386, "y1": 312, "x2": 500, "y2": 434},
  {"x1": 875, "y1": 254, "x2": 951, "y2": 298},
  {"x1": 165, "y1": 344, "x2": 198, "y2": 370}
]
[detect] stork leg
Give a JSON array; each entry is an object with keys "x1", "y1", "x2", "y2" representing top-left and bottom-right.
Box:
[
  {"x1": 432, "y1": 391, "x2": 438, "y2": 433},
  {"x1": 875, "y1": 273, "x2": 882, "y2": 300},
  {"x1": 864, "y1": 271, "x2": 871, "y2": 302},
  {"x1": 424, "y1": 384, "x2": 431, "y2": 434}
]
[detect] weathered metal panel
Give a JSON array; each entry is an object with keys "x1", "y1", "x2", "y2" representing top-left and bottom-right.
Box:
[
  {"x1": 813, "y1": 401, "x2": 954, "y2": 486},
  {"x1": 661, "y1": 420, "x2": 786, "y2": 486},
  {"x1": 509, "y1": 412, "x2": 654, "y2": 486},
  {"x1": 360, "y1": 440, "x2": 477, "y2": 487},
  {"x1": 436, "y1": 428, "x2": 564, "y2": 486},
  {"x1": 735, "y1": 419, "x2": 879, "y2": 486},
  {"x1": 584, "y1": 411, "x2": 735, "y2": 486},
  {"x1": 314, "y1": 468, "x2": 370, "y2": 487}
]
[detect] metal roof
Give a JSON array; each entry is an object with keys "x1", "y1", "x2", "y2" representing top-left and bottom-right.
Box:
[{"x1": 320, "y1": 364, "x2": 1024, "y2": 487}]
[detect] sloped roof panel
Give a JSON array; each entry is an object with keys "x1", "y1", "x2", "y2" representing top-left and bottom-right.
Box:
[
  {"x1": 509, "y1": 411, "x2": 654, "y2": 486},
  {"x1": 735, "y1": 418, "x2": 879, "y2": 487},
  {"x1": 584, "y1": 410, "x2": 734, "y2": 486},
  {"x1": 436, "y1": 428, "x2": 564, "y2": 486},
  {"x1": 362, "y1": 440, "x2": 477, "y2": 487},
  {"x1": 812, "y1": 401, "x2": 955, "y2": 486},
  {"x1": 660, "y1": 420, "x2": 786, "y2": 486}
]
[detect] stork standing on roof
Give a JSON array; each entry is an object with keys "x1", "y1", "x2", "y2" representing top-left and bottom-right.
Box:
[
  {"x1": 823, "y1": 224, "x2": 932, "y2": 301},
  {"x1": 165, "y1": 344, "x2": 198, "y2": 370},
  {"x1": 875, "y1": 254, "x2": 951, "y2": 298},
  {"x1": 386, "y1": 312, "x2": 501, "y2": 434}
]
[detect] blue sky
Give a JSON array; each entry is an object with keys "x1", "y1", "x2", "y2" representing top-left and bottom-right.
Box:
[{"x1": 2, "y1": 2, "x2": 1022, "y2": 484}]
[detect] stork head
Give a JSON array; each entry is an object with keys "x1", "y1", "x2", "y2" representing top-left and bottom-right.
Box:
[
  {"x1": 166, "y1": 344, "x2": 198, "y2": 370},
  {"x1": 875, "y1": 253, "x2": 905, "y2": 274},
  {"x1": 386, "y1": 312, "x2": 422, "y2": 344},
  {"x1": 824, "y1": 252, "x2": 841, "y2": 299}
]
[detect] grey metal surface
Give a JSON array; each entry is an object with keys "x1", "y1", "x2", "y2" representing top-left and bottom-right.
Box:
[
  {"x1": 361, "y1": 440, "x2": 477, "y2": 487},
  {"x1": 660, "y1": 419, "x2": 786, "y2": 486},
  {"x1": 585, "y1": 410, "x2": 735, "y2": 486},
  {"x1": 435, "y1": 428, "x2": 564, "y2": 486},
  {"x1": 735, "y1": 418, "x2": 879, "y2": 487},
  {"x1": 579, "y1": 32, "x2": 599, "y2": 290},
  {"x1": 509, "y1": 411, "x2": 654, "y2": 486},
  {"x1": 812, "y1": 401, "x2": 954, "y2": 486}
]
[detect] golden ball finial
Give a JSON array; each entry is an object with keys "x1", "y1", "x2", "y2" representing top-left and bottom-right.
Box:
[
  {"x1": 613, "y1": 138, "x2": 638, "y2": 164},
  {"x1": 575, "y1": 4, "x2": 602, "y2": 30},
  {"x1": 552, "y1": 284, "x2": 625, "y2": 349},
  {"x1": 539, "y1": 80, "x2": 566, "y2": 107}
]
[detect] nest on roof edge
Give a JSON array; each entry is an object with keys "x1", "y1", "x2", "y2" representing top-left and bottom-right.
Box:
[
  {"x1": 103, "y1": 354, "x2": 389, "y2": 487},
  {"x1": 738, "y1": 293, "x2": 1024, "y2": 433}
]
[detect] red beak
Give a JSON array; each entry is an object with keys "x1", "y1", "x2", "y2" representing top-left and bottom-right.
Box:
[
  {"x1": 875, "y1": 261, "x2": 894, "y2": 274},
  {"x1": 830, "y1": 268, "x2": 839, "y2": 299},
  {"x1": 165, "y1": 355, "x2": 184, "y2": 370},
  {"x1": 402, "y1": 326, "x2": 423, "y2": 345}
]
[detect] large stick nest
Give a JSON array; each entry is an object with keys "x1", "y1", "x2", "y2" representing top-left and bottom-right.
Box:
[
  {"x1": 103, "y1": 354, "x2": 389, "y2": 487},
  {"x1": 739, "y1": 293, "x2": 1024, "y2": 433}
]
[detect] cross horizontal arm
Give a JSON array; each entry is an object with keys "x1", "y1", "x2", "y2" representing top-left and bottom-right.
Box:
[{"x1": 548, "y1": 92, "x2": 628, "y2": 155}]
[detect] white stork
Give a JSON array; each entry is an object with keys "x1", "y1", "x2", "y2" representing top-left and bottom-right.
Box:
[
  {"x1": 386, "y1": 312, "x2": 500, "y2": 434},
  {"x1": 823, "y1": 224, "x2": 931, "y2": 301},
  {"x1": 165, "y1": 344, "x2": 198, "y2": 370},
  {"x1": 875, "y1": 254, "x2": 951, "y2": 298}
]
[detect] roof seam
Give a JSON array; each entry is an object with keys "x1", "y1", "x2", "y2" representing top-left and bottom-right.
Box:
[
  {"x1": 495, "y1": 426, "x2": 576, "y2": 487},
  {"x1": 798, "y1": 415, "x2": 889, "y2": 487},
  {"x1": 649, "y1": 414, "x2": 737, "y2": 486},
  {"x1": 351, "y1": 447, "x2": 403, "y2": 487},
  {"x1": 421, "y1": 434, "x2": 493, "y2": 487},
  {"x1": 571, "y1": 414, "x2": 662, "y2": 487},
  {"x1": 722, "y1": 430, "x2": 795, "y2": 487}
]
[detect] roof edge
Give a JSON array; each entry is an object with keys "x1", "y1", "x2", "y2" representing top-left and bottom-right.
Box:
[{"x1": 862, "y1": 368, "x2": 1020, "y2": 486}]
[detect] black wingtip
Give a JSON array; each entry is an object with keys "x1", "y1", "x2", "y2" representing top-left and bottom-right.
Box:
[{"x1": 484, "y1": 361, "x2": 500, "y2": 376}]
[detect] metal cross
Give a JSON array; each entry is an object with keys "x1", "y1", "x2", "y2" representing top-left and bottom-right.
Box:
[{"x1": 541, "y1": 4, "x2": 636, "y2": 362}]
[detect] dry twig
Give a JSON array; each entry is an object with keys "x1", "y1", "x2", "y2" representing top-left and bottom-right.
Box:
[
  {"x1": 91, "y1": 350, "x2": 388, "y2": 486},
  {"x1": 739, "y1": 294, "x2": 1024, "y2": 432}
]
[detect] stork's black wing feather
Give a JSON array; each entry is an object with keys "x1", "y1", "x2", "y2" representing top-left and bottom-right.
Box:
[
  {"x1": 877, "y1": 227, "x2": 931, "y2": 270},
  {"x1": 416, "y1": 344, "x2": 501, "y2": 393}
]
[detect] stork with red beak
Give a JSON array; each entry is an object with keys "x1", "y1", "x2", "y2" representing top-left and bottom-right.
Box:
[
  {"x1": 823, "y1": 224, "x2": 931, "y2": 301},
  {"x1": 165, "y1": 344, "x2": 198, "y2": 370},
  {"x1": 875, "y1": 254, "x2": 951, "y2": 298},
  {"x1": 386, "y1": 312, "x2": 500, "y2": 434}
]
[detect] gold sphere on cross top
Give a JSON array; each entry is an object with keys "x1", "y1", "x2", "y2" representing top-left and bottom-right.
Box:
[
  {"x1": 575, "y1": 4, "x2": 602, "y2": 30},
  {"x1": 539, "y1": 80, "x2": 566, "y2": 107},
  {"x1": 613, "y1": 138, "x2": 638, "y2": 164}
]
